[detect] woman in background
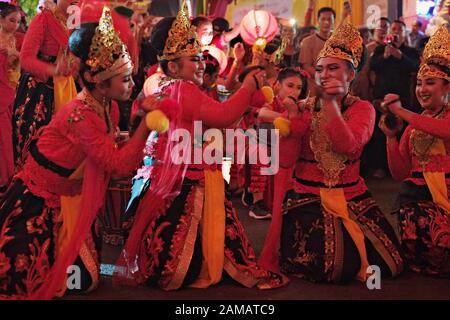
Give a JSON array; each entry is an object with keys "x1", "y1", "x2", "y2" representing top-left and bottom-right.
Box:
[
  {"x1": 0, "y1": 3, "x2": 20, "y2": 193},
  {"x1": 12, "y1": 0, "x2": 79, "y2": 166}
]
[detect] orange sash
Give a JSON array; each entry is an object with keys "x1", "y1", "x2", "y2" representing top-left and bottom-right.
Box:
[
  {"x1": 190, "y1": 170, "x2": 226, "y2": 288},
  {"x1": 320, "y1": 188, "x2": 370, "y2": 282}
]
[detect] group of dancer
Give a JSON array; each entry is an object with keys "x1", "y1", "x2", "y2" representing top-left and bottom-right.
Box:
[{"x1": 0, "y1": 0, "x2": 449, "y2": 299}]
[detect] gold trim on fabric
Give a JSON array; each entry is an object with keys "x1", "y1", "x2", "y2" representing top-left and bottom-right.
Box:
[
  {"x1": 410, "y1": 105, "x2": 449, "y2": 168},
  {"x1": 223, "y1": 258, "x2": 259, "y2": 288},
  {"x1": 310, "y1": 99, "x2": 347, "y2": 188},
  {"x1": 79, "y1": 240, "x2": 100, "y2": 292},
  {"x1": 164, "y1": 186, "x2": 204, "y2": 291},
  {"x1": 331, "y1": 215, "x2": 344, "y2": 283},
  {"x1": 348, "y1": 204, "x2": 404, "y2": 277},
  {"x1": 322, "y1": 211, "x2": 335, "y2": 279}
]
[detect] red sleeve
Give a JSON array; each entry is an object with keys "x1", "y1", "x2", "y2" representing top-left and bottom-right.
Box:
[
  {"x1": 387, "y1": 126, "x2": 412, "y2": 181},
  {"x1": 278, "y1": 115, "x2": 308, "y2": 168},
  {"x1": 250, "y1": 90, "x2": 267, "y2": 108},
  {"x1": 178, "y1": 81, "x2": 252, "y2": 128},
  {"x1": 290, "y1": 116, "x2": 308, "y2": 138},
  {"x1": 19, "y1": 13, "x2": 52, "y2": 82},
  {"x1": 67, "y1": 106, "x2": 145, "y2": 177},
  {"x1": 304, "y1": 8, "x2": 313, "y2": 26},
  {"x1": 127, "y1": 34, "x2": 138, "y2": 67},
  {"x1": 325, "y1": 101, "x2": 375, "y2": 158},
  {"x1": 409, "y1": 113, "x2": 450, "y2": 140}
]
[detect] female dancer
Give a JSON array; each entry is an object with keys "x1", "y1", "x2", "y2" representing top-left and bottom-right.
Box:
[
  {"x1": 260, "y1": 23, "x2": 405, "y2": 283},
  {"x1": 0, "y1": 3, "x2": 20, "y2": 192},
  {"x1": 12, "y1": 0, "x2": 78, "y2": 166},
  {"x1": 379, "y1": 24, "x2": 450, "y2": 277},
  {"x1": 0, "y1": 7, "x2": 151, "y2": 299},
  {"x1": 114, "y1": 2, "x2": 287, "y2": 291}
]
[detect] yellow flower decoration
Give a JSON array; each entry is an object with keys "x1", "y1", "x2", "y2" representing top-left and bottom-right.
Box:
[
  {"x1": 273, "y1": 117, "x2": 291, "y2": 137},
  {"x1": 145, "y1": 110, "x2": 170, "y2": 133},
  {"x1": 261, "y1": 86, "x2": 274, "y2": 104}
]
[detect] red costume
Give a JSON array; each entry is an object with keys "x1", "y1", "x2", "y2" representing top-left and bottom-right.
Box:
[
  {"x1": 12, "y1": 8, "x2": 71, "y2": 165},
  {"x1": 114, "y1": 77, "x2": 287, "y2": 290},
  {"x1": 259, "y1": 95, "x2": 405, "y2": 283},
  {"x1": 0, "y1": 31, "x2": 18, "y2": 187},
  {"x1": 0, "y1": 92, "x2": 147, "y2": 298},
  {"x1": 387, "y1": 112, "x2": 450, "y2": 191},
  {"x1": 387, "y1": 108, "x2": 450, "y2": 276}
]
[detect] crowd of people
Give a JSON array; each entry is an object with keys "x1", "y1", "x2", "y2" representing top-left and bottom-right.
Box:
[{"x1": 0, "y1": 0, "x2": 449, "y2": 299}]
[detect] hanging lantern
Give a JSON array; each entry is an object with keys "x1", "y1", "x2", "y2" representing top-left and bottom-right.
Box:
[
  {"x1": 143, "y1": 70, "x2": 164, "y2": 97},
  {"x1": 240, "y1": 10, "x2": 278, "y2": 46},
  {"x1": 240, "y1": 9, "x2": 279, "y2": 64}
]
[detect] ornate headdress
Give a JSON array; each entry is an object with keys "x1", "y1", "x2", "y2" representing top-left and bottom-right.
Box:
[
  {"x1": 271, "y1": 36, "x2": 288, "y2": 65},
  {"x1": 158, "y1": 0, "x2": 202, "y2": 61},
  {"x1": 317, "y1": 23, "x2": 363, "y2": 69},
  {"x1": 85, "y1": 6, "x2": 133, "y2": 83},
  {"x1": 418, "y1": 23, "x2": 450, "y2": 82}
]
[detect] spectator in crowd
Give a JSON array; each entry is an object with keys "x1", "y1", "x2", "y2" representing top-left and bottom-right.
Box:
[
  {"x1": 192, "y1": 16, "x2": 214, "y2": 46},
  {"x1": 298, "y1": 7, "x2": 336, "y2": 95},
  {"x1": 367, "y1": 19, "x2": 421, "y2": 178},
  {"x1": 351, "y1": 27, "x2": 373, "y2": 101},
  {"x1": 367, "y1": 17, "x2": 390, "y2": 53},
  {"x1": 279, "y1": 20, "x2": 298, "y2": 67},
  {"x1": 371, "y1": 20, "x2": 421, "y2": 109},
  {"x1": 359, "y1": 26, "x2": 371, "y2": 45},
  {"x1": 409, "y1": 20, "x2": 426, "y2": 49}
]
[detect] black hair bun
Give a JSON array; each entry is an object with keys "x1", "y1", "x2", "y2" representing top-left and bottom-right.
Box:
[
  {"x1": 69, "y1": 23, "x2": 98, "y2": 61},
  {"x1": 149, "y1": 17, "x2": 176, "y2": 54},
  {"x1": 213, "y1": 17, "x2": 229, "y2": 33}
]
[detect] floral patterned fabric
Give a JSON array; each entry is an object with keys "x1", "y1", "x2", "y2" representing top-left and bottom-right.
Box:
[
  {"x1": 138, "y1": 176, "x2": 281, "y2": 290},
  {"x1": 395, "y1": 181, "x2": 450, "y2": 277},
  {"x1": 0, "y1": 179, "x2": 101, "y2": 298},
  {"x1": 12, "y1": 73, "x2": 54, "y2": 166},
  {"x1": 281, "y1": 191, "x2": 405, "y2": 283},
  {"x1": 1, "y1": 95, "x2": 146, "y2": 298}
]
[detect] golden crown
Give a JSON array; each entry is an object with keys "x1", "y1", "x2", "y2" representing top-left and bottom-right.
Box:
[
  {"x1": 317, "y1": 23, "x2": 363, "y2": 69},
  {"x1": 272, "y1": 36, "x2": 288, "y2": 65},
  {"x1": 158, "y1": 0, "x2": 202, "y2": 61},
  {"x1": 85, "y1": 6, "x2": 133, "y2": 83},
  {"x1": 418, "y1": 24, "x2": 450, "y2": 81}
]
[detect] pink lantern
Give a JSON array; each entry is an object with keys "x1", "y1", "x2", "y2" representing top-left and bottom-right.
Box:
[
  {"x1": 240, "y1": 10, "x2": 279, "y2": 47},
  {"x1": 143, "y1": 72, "x2": 164, "y2": 97}
]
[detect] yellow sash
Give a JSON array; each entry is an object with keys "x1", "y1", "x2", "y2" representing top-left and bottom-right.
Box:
[
  {"x1": 56, "y1": 162, "x2": 97, "y2": 296},
  {"x1": 320, "y1": 188, "x2": 370, "y2": 282},
  {"x1": 57, "y1": 162, "x2": 85, "y2": 257},
  {"x1": 53, "y1": 75, "x2": 77, "y2": 113},
  {"x1": 423, "y1": 139, "x2": 450, "y2": 214},
  {"x1": 190, "y1": 170, "x2": 226, "y2": 288}
]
